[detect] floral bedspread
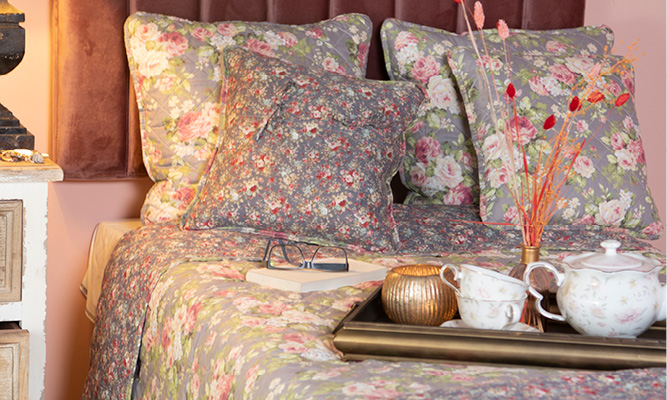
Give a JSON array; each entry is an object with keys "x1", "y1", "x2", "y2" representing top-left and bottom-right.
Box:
[{"x1": 83, "y1": 204, "x2": 665, "y2": 399}]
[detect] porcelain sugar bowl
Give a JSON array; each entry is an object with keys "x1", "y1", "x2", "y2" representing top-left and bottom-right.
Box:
[{"x1": 524, "y1": 240, "x2": 665, "y2": 338}]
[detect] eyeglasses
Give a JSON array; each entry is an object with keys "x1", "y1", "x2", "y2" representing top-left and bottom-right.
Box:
[{"x1": 261, "y1": 240, "x2": 349, "y2": 272}]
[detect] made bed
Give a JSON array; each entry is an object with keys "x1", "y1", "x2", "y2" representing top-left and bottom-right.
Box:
[{"x1": 53, "y1": 0, "x2": 667, "y2": 398}]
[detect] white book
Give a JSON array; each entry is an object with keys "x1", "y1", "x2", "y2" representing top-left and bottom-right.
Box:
[{"x1": 246, "y1": 258, "x2": 387, "y2": 292}]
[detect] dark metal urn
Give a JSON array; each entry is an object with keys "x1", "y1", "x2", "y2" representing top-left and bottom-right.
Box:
[{"x1": 0, "y1": 0, "x2": 33, "y2": 150}]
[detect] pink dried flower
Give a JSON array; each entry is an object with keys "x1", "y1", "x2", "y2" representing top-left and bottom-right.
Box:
[
  {"x1": 497, "y1": 19, "x2": 509, "y2": 40},
  {"x1": 474, "y1": 2, "x2": 485, "y2": 29}
]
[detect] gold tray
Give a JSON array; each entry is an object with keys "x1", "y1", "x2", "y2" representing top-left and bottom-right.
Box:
[{"x1": 332, "y1": 286, "x2": 666, "y2": 370}]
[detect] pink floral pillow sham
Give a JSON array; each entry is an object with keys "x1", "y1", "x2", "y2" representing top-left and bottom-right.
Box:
[
  {"x1": 448, "y1": 49, "x2": 663, "y2": 239},
  {"x1": 124, "y1": 12, "x2": 372, "y2": 224},
  {"x1": 380, "y1": 19, "x2": 615, "y2": 206},
  {"x1": 182, "y1": 47, "x2": 423, "y2": 251}
]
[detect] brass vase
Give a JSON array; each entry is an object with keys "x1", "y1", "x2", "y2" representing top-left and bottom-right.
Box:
[
  {"x1": 520, "y1": 244, "x2": 541, "y2": 264},
  {"x1": 510, "y1": 244, "x2": 549, "y2": 331},
  {"x1": 381, "y1": 264, "x2": 457, "y2": 326}
]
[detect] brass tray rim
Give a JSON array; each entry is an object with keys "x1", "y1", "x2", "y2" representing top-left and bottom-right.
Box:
[{"x1": 332, "y1": 286, "x2": 666, "y2": 370}]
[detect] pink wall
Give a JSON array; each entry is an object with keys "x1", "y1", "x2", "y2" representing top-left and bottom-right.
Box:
[{"x1": 0, "y1": 0, "x2": 663, "y2": 398}]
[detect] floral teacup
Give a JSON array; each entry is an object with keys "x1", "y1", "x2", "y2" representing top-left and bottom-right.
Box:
[
  {"x1": 440, "y1": 263, "x2": 528, "y2": 300},
  {"x1": 456, "y1": 294, "x2": 526, "y2": 330}
]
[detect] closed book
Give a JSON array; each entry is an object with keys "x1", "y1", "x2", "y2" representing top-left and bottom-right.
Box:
[{"x1": 246, "y1": 258, "x2": 387, "y2": 292}]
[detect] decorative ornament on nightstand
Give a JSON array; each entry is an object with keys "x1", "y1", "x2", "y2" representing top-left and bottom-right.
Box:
[{"x1": 0, "y1": 0, "x2": 34, "y2": 150}]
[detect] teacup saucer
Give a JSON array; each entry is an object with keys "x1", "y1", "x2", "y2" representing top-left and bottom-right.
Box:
[{"x1": 441, "y1": 319, "x2": 539, "y2": 333}]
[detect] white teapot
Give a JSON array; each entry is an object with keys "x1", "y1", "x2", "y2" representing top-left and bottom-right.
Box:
[{"x1": 524, "y1": 240, "x2": 665, "y2": 338}]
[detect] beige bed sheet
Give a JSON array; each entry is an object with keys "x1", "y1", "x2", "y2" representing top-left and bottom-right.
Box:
[{"x1": 81, "y1": 219, "x2": 143, "y2": 322}]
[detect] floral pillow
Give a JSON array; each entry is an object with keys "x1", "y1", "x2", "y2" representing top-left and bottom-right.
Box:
[
  {"x1": 182, "y1": 47, "x2": 423, "y2": 252},
  {"x1": 448, "y1": 48, "x2": 663, "y2": 239},
  {"x1": 124, "y1": 12, "x2": 372, "y2": 224},
  {"x1": 380, "y1": 19, "x2": 615, "y2": 206}
]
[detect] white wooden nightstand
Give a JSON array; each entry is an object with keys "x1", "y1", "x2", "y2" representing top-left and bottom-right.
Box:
[{"x1": 0, "y1": 159, "x2": 62, "y2": 400}]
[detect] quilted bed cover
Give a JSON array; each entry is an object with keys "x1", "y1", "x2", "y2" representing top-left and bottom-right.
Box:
[{"x1": 83, "y1": 204, "x2": 666, "y2": 399}]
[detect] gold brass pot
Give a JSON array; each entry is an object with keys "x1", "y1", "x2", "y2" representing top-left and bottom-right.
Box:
[{"x1": 381, "y1": 264, "x2": 457, "y2": 326}]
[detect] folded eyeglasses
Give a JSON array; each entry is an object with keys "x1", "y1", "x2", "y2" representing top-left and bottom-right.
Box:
[{"x1": 261, "y1": 240, "x2": 349, "y2": 272}]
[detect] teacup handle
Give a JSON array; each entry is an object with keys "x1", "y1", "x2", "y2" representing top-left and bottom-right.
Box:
[
  {"x1": 440, "y1": 264, "x2": 461, "y2": 296},
  {"x1": 523, "y1": 262, "x2": 566, "y2": 322},
  {"x1": 504, "y1": 301, "x2": 524, "y2": 327}
]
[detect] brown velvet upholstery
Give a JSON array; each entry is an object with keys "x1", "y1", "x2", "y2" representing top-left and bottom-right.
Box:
[{"x1": 50, "y1": 0, "x2": 585, "y2": 200}]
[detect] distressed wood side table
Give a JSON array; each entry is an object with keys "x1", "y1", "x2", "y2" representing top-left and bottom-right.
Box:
[{"x1": 0, "y1": 158, "x2": 62, "y2": 400}]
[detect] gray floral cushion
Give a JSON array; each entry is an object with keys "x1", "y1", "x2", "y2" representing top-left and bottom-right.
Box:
[
  {"x1": 125, "y1": 12, "x2": 372, "y2": 224},
  {"x1": 182, "y1": 47, "x2": 423, "y2": 252},
  {"x1": 380, "y1": 19, "x2": 615, "y2": 206},
  {"x1": 448, "y1": 48, "x2": 663, "y2": 239}
]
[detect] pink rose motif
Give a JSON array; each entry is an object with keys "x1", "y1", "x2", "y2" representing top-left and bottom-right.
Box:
[
  {"x1": 622, "y1": 116, "x2": 634, "y2": 131},
  {"x1": 621, "y1": 70, "x2": 635, "y2": 95},
  {"x1": 528, "y1": 76, "x2": 549, "y2": 96},
  {"x1": 545, "y1": 40, "x2": 567, "y2": 53},
  {"x1": 322, "y1": 57, "x2": 345, "y2": 75},
  {"x1": 610, "y1": 132, "x2": 625, "y2": 151},
  {"x1": 306, "y1": 27, "x2": 323, "y2": 39},
  {"x1": 503, "y1": 206, "x2": 520, "y2": 224},
  {"x1": 444, "y1": 183, "x2": 474, "y2": 205},
  {"x1": 409, "y1": 166, "x2": 427, "y2": 187},
  {"x1": 575, "y1": 120, "x2": 589, "y2": 134},
  {"x1": 595, "y1": 199, "x2": 626, "y2": 226},
  {"x1": 414, "y1": 136, "x2": 442, "y2": 164},
  {"x1": 505, "y1": 116, "x2": 538, "y2": 145},
  {"x1": 137, "y1": 50, "x2": 169, "y2": 78},
  {"x1": 549, "y1": 64, "x2": 576, "y2": 85},
  {"x1": 278, "y1": 32, "x2": 298, "y2": 47},
  {"x1": 357, "y1": 42, "x2": 369, "y2": 68},
  {"x1": 283, "y1": 332, "x2": 314, "y2": 343},
  {"x1": 433, "y1": 156, "x2": 463, "y2": 189},
  {"x1": 608, "y1": 80, "x2": 622, "y2": 97},
  {"x1": 481, "y1": 134, "x2": 502, "y2": 161},
  {"x1": 192, "y1": 27, "x2": 214, "y2": 41},
  {"x1": 642, "y1": 222, "x2": 664, "y2": 237},
  {"x1": 576, "y1": 214, "x2": 595, "y2": 225},
  {"x1": 460, "y1": 151, "x2": 476, "y2": 168},
  {"x1": 615, "y1": 149, "x2": 637, "y2": 171},
  {"x1": 565, "y1": 55, "x2": 595, "y2": 75},
  {"x1": 174, "y1": 187, "x2": 195, "y2": 209},
  {"x1": 486, "y1": 165, "x2": 511, "y2": 188},
  {"x1": 217, "y1": 23, "x2": 238, "y2": 37},
  {"x1": 135, "y1": 23, "x2": 159, "y2": 43},
  {"x1": 411, "y1": 55, "x2": 440, "y2": 85},
  {"x1": 184, "y1": 303, "x2": 203, "y2": 333},
  {"x1": 573, "y1": 156, "x2": 595, "y2": 178},
  {"x1": 627, "y1": 139, "x2": 645, "y2": 164},
  {"x1": 259, "y1": 301, "x2": 288, "y2": 315},
  {"x1": 395, "y1": 31, "x2": 418, "y2": 50},
  {"x1": 158, "y1": 75, "x2": 176, "y2": 92},
  {"x1": 159, "y1": 32, "x2": 188, "y2": 57},
  {"x1": 245, "y1": 38, "x2": 274, "y2": 57},
  {"x1": 177, "y1": 111, "x2": 213, "y2": 142}
]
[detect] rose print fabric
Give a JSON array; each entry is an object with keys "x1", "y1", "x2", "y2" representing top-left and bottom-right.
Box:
[
  {"x1": 448, "y1": 49, "x2": 663, "y2": 239},
  {"x1": 124, "y1": 12, "x2": 372, "y2": 224},
  {"x1": 83, "y1": 205, "x2": 665, "y2": 398},
  {"x1": 182, "y1": 47, "x2": 423, "y2": 252},
  {"x1": 380, "y1": 19, "x2": 615, "y2": 206}
]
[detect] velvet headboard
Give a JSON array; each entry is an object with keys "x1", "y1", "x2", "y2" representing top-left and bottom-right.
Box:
[{"x1": 50, "y1": 0, "x2": 585, "y2": 200}]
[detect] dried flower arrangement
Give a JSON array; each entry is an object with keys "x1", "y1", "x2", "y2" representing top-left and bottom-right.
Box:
[{"x1": 454, "y1": 0, "x2": 634, "y2": 248}]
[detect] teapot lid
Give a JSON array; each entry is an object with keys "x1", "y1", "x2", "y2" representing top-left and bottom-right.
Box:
[{"x1": 572, "y1": 240, "x2": 656, "y2": 272}]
